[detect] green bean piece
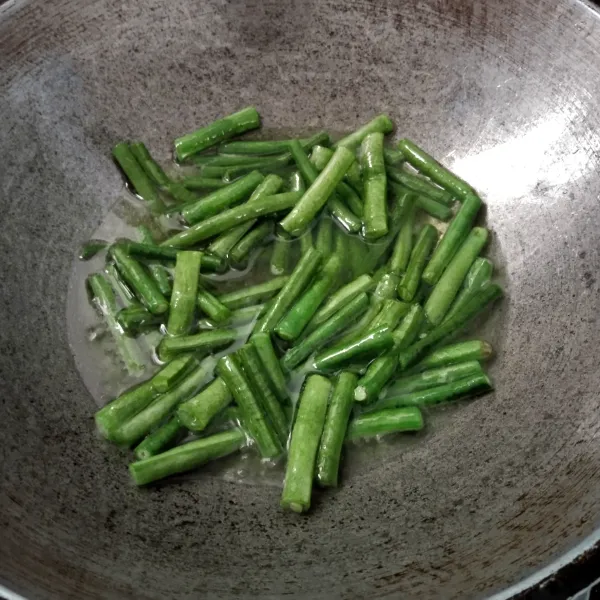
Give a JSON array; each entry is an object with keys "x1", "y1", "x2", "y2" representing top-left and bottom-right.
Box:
[
  {"x1": 281, "y1": 374, "x2": 332, "y2": 513},
  {"x1": 112, "y1": 142, "x2": 164, "y2": 212},
  {"x1": 110, "y1": 245, "x2": 169, "y2": 315},
  {"x1": 397, "y1": 283, "x2": 503, "y2": 370},
  {"x1": 174, "y1": 107, "x2": 260, "y2": 161},
  {"x1": 115, "y1": 240, "x2": 177, "y2": 262},
  {"x1": 166, "y1": 251, "x2": 202, "y2": 336},
  {"x1": 204, "y1": 304, "x2": 264, "y2": 329},
  {"x1": 389, "y1": 195, "x2": 416, "y2": 275},
  {"x1": 368, "y1": 299, "x2": 410, "y2": 330},
  {"x1": 79, "y1": 239, "x2": 107, "y2": 261},
  {"x1": 407, "y1": 340, "x2": 493, "y2": 373},
  {"x1": 219, "y1": 132, "x2": 330, "y2": 156},
  {"x1": 299, "y1": 230, "x2": 313, "y2": 253},
  {"x1": 374, "y1": 372, "x2": 492, "y2": 411},
  {"x1": 270, "y1": 238, "x2": 291, "y2": 275},
  {"x1": 161, "y1": 191, "x2": 302, "y2": 248},
  {"x1": 200, "y1": 153, "x2": 284, "y2": 167},
  {"x1": 158, "y1": 329, "x2": 236, "y2": 362},
  {"x1": 313, "y1": 325, "x2": 394, "y2": 371},
  {"x1": 334, "y1": 114, "x2": 394, "y2": 151},
  {"x1": 275, "y1": 255, "x2": 342, "y2": 341},
  {"x1": 136, "y1": 227, "x2": 173, "y2": 297},
  {"x1": 217, "y1": 276, "x2": 288, "y2": 310},
  {"x1": 282, "y1": 293, "x2": 369, "y2": 371},
  {"x1": 398, "y1": 224, "x2": 439, "y2": 302},
  {"x1": 387, "y1": 166, "x2": 454, "y2": 206},
  {"x1": 197, "y1": 287, "x2": 232, "y2": 324},
  {"x1": 416, "y1": 194, "x2": 453, "y2": 221},
  {"x1": 361, "y1": 132, "x2": 388, "y2": 240},
  {"x1": 251, "y1": 332, "x2": 290, "y2": 403},
  {"x1": 422, "y1": 193, "x2": 482, "y2": 286},
  {"x1": 207, "y1": 174, "x2": 283, "y2": 258},
  {"x1": 151, "y1": 355, "x2": 199, "y2": 394},
  {"x1": 384, "y1": 361, "x2": 484, "y2": 399},
  {"x1": 397, "y1": 139, "x2": 476, "y2": 202},
  {"x1": 354, "y1": 304, "x2": 425, "y2": 402},
  {"x1": 95, "y1": 379, "x2": 157, "y2": 441},
  {"x1": 309, "y1": 146, "x2": 363, "y2": 217},
  {"x1": 347, "y1": 407, "x2": 423, "y2": 440},
  {"x1": 424, "y1": 227, "x2": 489, "y2": 325},
  {"x1": 316, "y1": 372, "x2": 358, "y2": 487},
  {"x1": 216, "y1": 355, "x2": 282, "y2": 459},
  {"x1": 181, "y1": 170, "x2": 264, "y2": 225},
  {"x1": 288, "y1": 170, "x2": 306, "y2": 193},
  {"x1": 116, "y1": 306, "x2": 163, "y2": 335},
  {"x1": 315, "y1": 217, "x2": 333, "y2": 256},
  {"x1": 178, "y1": 377, "x2": 233, "y2": 432},
  {"x1": 113, "y1": 358, "x2": 216, "y2": 446},
  {"x1": 229, "y1": 221, "x2": 274, "y2": 268},
  {"x1": 182, "y1": 176, "x2": 228, "y2": 190},
  {"x1": 253, "y1": 247, "x2": 322, "y2": 334},
  {"x1": 238, "y1": 345, "x2": 289, "y2": 446},
  {"x1": 87, "y1": 274, "x2": 146, "y2": 376},
  {"x1": 130, "y1": 428, "x2": 246, "y2": 486},
  {"x1": 281, "y1": 146, "x2": 356, "y2": 236},
  {"x1": 129, "y1": 142, "x2": 169, "y2": 186},
  {"x1": 304, "y1": 274, "x2": 374, "y2": 336},
  {"x1": 384, "y1": 148, "x2": 405, "y2": 166},
  {"x1": 102, "y1": 264, "x2": 140, "y2": 309},
  {"x1": 134, "y1": 415, "x2": 185, "y2": 460},
  {"x1": 443, "y1": 258, "x2": 493, "y2": 323}
]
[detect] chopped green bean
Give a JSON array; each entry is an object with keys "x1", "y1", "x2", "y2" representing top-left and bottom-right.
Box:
[
  {"x1": 443, "y1": 258, "x2": 493, "y2": 323},
  {"x1": 174, "y1": 107, "x2": 260, "y2": 161},
  {"x1": 116, "y1": 306, "x2": 163, "y2": 335},
  {"x1": 219, "y1": 132, "x2": 330, "y2": 156},
  {"x1": 388, "y1": 195, "x2": 416, "y2": 275},
  {"x1": 361, "y1": 132, "x2": 388, "y2": 240},
  {"x1": 151, "y1": 355, "x2": 199, "y2": 393},
  {"x1": 368, "y1": 299, "x2": 410, "y2": 330},
  {"x1": 178, "y1": 377, "x2": 233, "y2": 432},
  {"x1": 217, "y1": 276, "x2": 288, "y2": 310},
  {"x1": 387, "y1": 166, "x2": 454, "y2": 206},
  {"x1": 229, "y1": 221, "x2": 274, "y2": 268},
  {"x1": 424, "y1": 227, "x2": 489, "y2": 325},
  {"x1": 167, "y1": 251, "x2": 202, "y2": 336},
  {"x1": 334, "y1": 114, "x2": 394, "y2": 151},
  {"x1": 315, "y1": 216, "x2": 333, "y2": 256},
  {"x1": 383, "y1": 148, "x2": 405, "y2": 166},
  {"x1": 398, "y1": 224, "x2": 439, "y2": 302},
  {"x1": 158, "y1": 329, "x2": 236, "y2": 362},
  {"x1": 251, "y1": 332, "x2": 290, "y2": 404},
  {"x1": 316, "y1": 372, "x2": 358, "y2": 486},
  {"x1": 130, "y1": 428, "x2": 247, "y2": 485},
  {"x1": 197, "y1": 286, "x2": 232, "y2": 324},
  {"x1": 134, "y1": 415, "x2": 185, "y2": 460},
  {"x1": 182, "y1": 176, "x2": 228, "y2": 190},
  {"x1": 347, "y1": 407, "x2": 423, "y2": 440},
  {"x1": 270, "y1": 238, "x2": 291, "y2": 275},
  {"x1": 407, "y1": 340, "x2": 493, "y2": 374},
  {"x1": 281, "y1": 374, "x2": 332, "y2": 512},
  {"x1": 79, "y1": 239, "x2": 107, "y2": 261}
]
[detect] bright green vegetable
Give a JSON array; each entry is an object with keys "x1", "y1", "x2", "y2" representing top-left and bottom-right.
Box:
[
  {"x1": 253, "y1": 247, "x2": 322, "y2": 334},
  {"x1": 166, "y1": 251, "x2": 202, "y2": 336},
  {"x1": 229, "y1": 221, "x2": 274, "y2": 268},
  {"x1": 422, "y1": 193, "x2": 482, "y2": 286},
  {"x1": 216, "y1": 354, "x2": 282, "y2": 459},
  {"x1": 275, "y1": 255, "x2": 342, "y2": 341},
  {"x1": 281, "y1": 374, "x2": 332, "y2": 512},
  {"x1": 346, "y1": 407, "x2": 423, "y2": 440},
  {"x1": 281, "y1": 146, "x2": 356, "y2": 235},
  {"x1": 181, "y1": 171, "x2": 264, "y2": 225},
  {"x1": 161, "y1": 191, "x2": 302, "y2": 248},
  {"x1": 182, "y1": 176, "x2": 228, "y2": 190},
  {"x1": 407, "y1": 340, "x2": 493, "y2": 373},
  {"x1": 110, "y1": 245, "x2": 169, "y2": 315},
  {"x1": 130, "y1": 428, "x2": 247, "y2": 485},
  {"x1": 387, "y1": 166, "x2": 454, "y2": 205},
  {"x1": 178, "y1": 377, "x2": 233, "y2": 432},
  {"x1": 207, "y1": 174, "x2": 283, "y2": 258},
  {"x1": 397, "y1": 138, "x2": 476, "y2": 202},
  {"x1": 151, "y1": 355, "x2": 198, "y2": 393},
  {"x1": 388, "y1": 194, "x2": 416, "y2": 275},
  {"x1": 157, "y1": 329, "x2": 236, "y2": 362},
  {"x1": 251, "y1": 332, "x2": 290, "y2": 404},
  {"x1": 134, "y1": 415, "x2": 185, "y2": 460},
  {"x1": 313, "y1": 325, "x2": 394, "y2": 371},
  {"x1": 136, "y1": 226, "x2": 172, "y2": 297},
  {"x1": 316, "y1": 372, "x2": 358, "y2": 486},
  {"x1": 281, "y1": 293, "x2": 369, "y2": 371},
  {"x1": 116, "y1": 306, "x2": 163, "y2": 335},
  {"x1": 443, "y1": 258, "x2": 493, "y2": 323},
  {"x1": 112, "y1": 142, "x2": 164, "y2": 212},
  {"x1": 78, "y1": 239, "x2": 107, "y2": 261},
  {"x1": 219, "y1": 135, "x2": 326, "y2": 156},
  {"x1": 197, "y1": 286, "x2": 231, "y2": 324},
  {"x1": 315, "y1": 217, "x2": 333, "y2": 256},
  {"x1": 270, "y1": 238, "x2": 291, "y2": 275},
  {"x1": 424, "y1": 227, "x2": 489, "y2": 325},
  {"x1": 398, "y1": 224, "x2": 439, "y2": 302},
  {"x1": 217, "y1": 276, "x2": 288, "y2": 310},
  {"x1": 334, "y1": 114, "x2": 394, "y2": 151},
  {"x1": 361, "y1": 132, "x2": 388, "y2": 240},
  {"x1": 174, "y1": 107, "x2": 261, "y2": 161}
]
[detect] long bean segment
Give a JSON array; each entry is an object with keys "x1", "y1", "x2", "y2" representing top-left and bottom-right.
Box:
[
  {"x1": 388, "y1": 194, "x2": 416, "y2": 275},
  {"x1": 316, "y1": 372, "x2": 358, "y2": 486},
  {"x1": 158, "y1": 329, "x2": 237, "y2": 362},
  {"x1": 251, "y1": 332, "x2": 290, "y2": 404},
  {"x1": 347, "y1": 407, "x2": 423, "y2": 440},
  {"x1": 398, "y1": 224, "x2": 439, "y2": 302},
  {"x1": 408, "y1": 340, "x2": 493, "y2": 373},
  {"x1": 134, "y1": 415, "x2": 185, "y2": 460},
  {"x1": 281, "y1": 375, "x2": 332, "y2": 512},
  {"x1": 334, "y1": 114, "x2": 394, "y2": 151},
  {"x1": 443, "y1": 257, "x2": 493, "y2": 323},
  {"x1": 387, "y1": 166, "x2": 454, "y2": 205},
  {"x1": 361, "y1": 132, "x2": 388, "y2": 240},
  {"x1": 229, "y1": 221, "x2": 274, "y2": 268},
  {"x1": 178, "y1": 377, "x2": 233, "y2": 432},
  {"x1": 174, "y1": 106, "x2": 260, "y2": 161},
  {"x1": 167, "y1": 251, "x2": 202, "y2": 336},
  {"x1": 218, "y1": 276, "x2": 288, "y2": 310}
]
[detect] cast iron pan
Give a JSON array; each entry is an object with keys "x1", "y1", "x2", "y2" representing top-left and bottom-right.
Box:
[{"x1": 2, "y1": 0, "x2": 600, "y2": 598}]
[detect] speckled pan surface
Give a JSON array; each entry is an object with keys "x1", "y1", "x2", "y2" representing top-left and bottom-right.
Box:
[{"x1": 2, "y1": 0, "x2": 600, "y2": 598}]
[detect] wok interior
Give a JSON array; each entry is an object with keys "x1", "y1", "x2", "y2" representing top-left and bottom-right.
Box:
[{"x1": 2, "y1": 0, "x2": 600, "y2": 598}]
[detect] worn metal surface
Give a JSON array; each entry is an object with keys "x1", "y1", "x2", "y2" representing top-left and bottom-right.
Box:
[{"x1": 2, "y1": 0, "x2": 600, "y2": 598}]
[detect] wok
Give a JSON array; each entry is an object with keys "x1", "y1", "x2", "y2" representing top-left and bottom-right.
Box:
[{"x1": 2, "y1": 0, "x2": 600, "y2": 598}]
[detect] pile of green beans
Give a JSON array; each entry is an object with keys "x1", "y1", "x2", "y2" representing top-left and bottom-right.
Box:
[{"x1": 81, "y1": 107, "x2": 503, "y2": 512}]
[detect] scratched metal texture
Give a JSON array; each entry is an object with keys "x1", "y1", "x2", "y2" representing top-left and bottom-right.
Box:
[{"x1": 2, "y1": 0, "x2": 600, "y2": 598}]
